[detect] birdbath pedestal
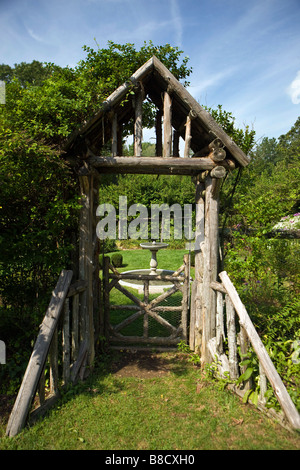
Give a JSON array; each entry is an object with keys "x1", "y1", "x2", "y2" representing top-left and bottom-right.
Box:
[{"x1": 140, "y1": 241, "x2": 169, "y2": 275}]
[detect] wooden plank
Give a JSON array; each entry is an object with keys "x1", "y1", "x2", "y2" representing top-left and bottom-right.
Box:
[
  {"x1": 103, "y1": 256, "x2": 110, "y2": 340},
  {"x1": 143, "y1": 305, "x2": 177, "y2": 334},
  {"x1": 70, "y1": 340, "x2": 88, "y2": 384},
  {"x1": 110, "y1": 304, "x2": 140, "y2": 311},
  {"x1": 88, "y1": 155, "x2": 215, "y2": 174},
  {"x1": 79, "y1": 175, "x2": 95, "y2": 366},
  {"x1": 37, "y1": 364, "x2": 46, "y2": 406},
  {"x1": 201, "y1": 175, "x2": 219, "y2": 364},
  {"x1": 225, "y1": 294, "x2": 239, "y2": 380},
  {"x1": 210, "y1": 281, "x2": 227, "y2": 294},
  {"x1": 134, "y1": 90, "x2": 143, "y2": 156},
  {"x1": 112, "y1": 112, "x2": 118, "y2": 156},
  {"x1": 173, "y1": 129, "x2": 180, "y2": 157},
  {"x1": 181, "y1": 254, "x2": 189, "y2": 341},
  {"x1": 184, "y1": 114, "x2": 192, "y2": 158},
  {"x1": 210, "y1": 165, "x2": 226, "y2": 179},
  {"x1": 219, "y1": 271, "x2": 300, "y2": 430},
  {"x1": 208, "y1": 337, "x2": 230, "y2": 378},
  {"x1": 143, "y1": 280, "x2": 149, "y2": 338},
  {"x1": 153, "y1": 306, "x2": 182, "y2": 312},
  {"x1": 113, "y1": 310, "x2": 144, "y2": 333},
  {"x1": 216, "y1": 291, "x2": 224, "y2": 354},
  {"x1": 67, "y1": 280, "x2": 87, "y2": 298},
  {"x1": 193, "y1": 179, "x2": 205, "y2": 353},
  {"x1": 62, "y1": 298, "x2": 70, "y2": 384},
  {"x1": 155, "y1": 109, "x2": 162, "y2": 156},
  {"x1": 49, "y1": 328, "x2": 58, "y2": 395},
  {"x1": 29, "y1": 392, "x2": 61, "y2": 425},
  {"x1": 71, "y1": 293, "x2": 79, "y2": 361},
  {"x1": 6, "y1": 270, "x2": 73, "y2": 437},
  {"x1": 259, "y1": 362, "x2": 268, "y2": 405},
  {"x1": 238, "y1": 326, "x2": 252, "y2": 390},
  {"x1": 114, "y1": 282, "x2": 146, "y2": 309},
  {"x1": 110, "y1": 272, "x2": 184, "y2": 282},
  {"x1": 148, "y1": 284, "x2": 180, "y2": 309},
  {"x1": 163, "y1": 91, "x2": 172, "y2": 158},
  {"x1": 189, "y1": 280, "x2": 197, "y2": 350}
]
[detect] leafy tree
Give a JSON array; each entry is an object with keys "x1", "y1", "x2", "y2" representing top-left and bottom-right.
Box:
[
  {"x1": 206, "y1": 104, "x2": 255, "y2": 155},
  {"x1": 0, "y1": 60, "x2": 54, "y2": 87}
]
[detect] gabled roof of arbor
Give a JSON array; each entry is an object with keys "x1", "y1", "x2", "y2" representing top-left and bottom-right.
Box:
[{"x1": 65, "y1": 56, "x2": 250, "y2": 168}]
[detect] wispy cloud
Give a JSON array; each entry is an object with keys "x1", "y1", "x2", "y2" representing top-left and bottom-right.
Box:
[
  {"x1": 26, "y1": 27, "x2": 44, "y2": 43},
  {"x1": 170, "y1": 0, "x2": 183, "y2": 47},
  {"x1": 287, "y1": 71, "x2": 300, "y2": 105},
  {"x1": 187, "y1": 66, "x2": 239, "y2": 102}
]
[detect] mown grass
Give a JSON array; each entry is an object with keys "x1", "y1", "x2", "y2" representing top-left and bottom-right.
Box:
[
  {"x1": 0, "y1": 351, "x2": 299, "y2": 450},
  {"x1": 1, "y1": 249, "x2": 299, "y2": 450},
  {"x1": 107, "y1": 247, "x2": 192, "y2": 274}
]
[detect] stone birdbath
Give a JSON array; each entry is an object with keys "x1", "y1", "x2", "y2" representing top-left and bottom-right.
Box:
[{"x1": 140, "y1": 240, "x2": 169, "y2": 275}]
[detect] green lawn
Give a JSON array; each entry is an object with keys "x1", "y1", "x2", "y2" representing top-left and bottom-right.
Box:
[
  {"x1": 1, "y1": 351, "x2": 299, "y2": 450},
  {"x1": 107, "y1": 247, "x2": 192, "y2": 273}
]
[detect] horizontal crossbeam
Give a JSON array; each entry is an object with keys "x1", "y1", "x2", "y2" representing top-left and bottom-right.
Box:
[{"x1": 87, "y1": 155, "x2": 233, "y2": 176}]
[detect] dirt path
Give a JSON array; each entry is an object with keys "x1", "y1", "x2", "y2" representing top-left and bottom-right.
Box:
[{"x1": 109, "y1": 349, "x2": 188, "y2": 378}]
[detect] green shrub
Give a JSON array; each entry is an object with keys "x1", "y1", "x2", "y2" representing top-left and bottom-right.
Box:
[
  {"x1": 103, "y1": 239, "x2": 117, "y2": 253},
  {"x1": 111, "y1": 253, "x2": 123, "y2": 268}
]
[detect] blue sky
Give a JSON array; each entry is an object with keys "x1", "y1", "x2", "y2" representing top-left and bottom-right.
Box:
[{"x1": 1, "y1": 0, "x2": 300, "y2": 142}]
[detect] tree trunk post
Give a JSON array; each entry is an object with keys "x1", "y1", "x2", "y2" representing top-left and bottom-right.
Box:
[{"x1": 79, "y1": 175, "x2": 95, "y2": 368}]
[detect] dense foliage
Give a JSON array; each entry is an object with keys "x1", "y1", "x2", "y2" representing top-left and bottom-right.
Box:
[{"x1": 221, "y1": 119, "x2": 300, "y2": 409}]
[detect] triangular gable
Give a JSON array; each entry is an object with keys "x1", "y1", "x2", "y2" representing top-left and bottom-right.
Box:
[{"x1": 65, "y1": 56, "x2": 250, "y2": 168}]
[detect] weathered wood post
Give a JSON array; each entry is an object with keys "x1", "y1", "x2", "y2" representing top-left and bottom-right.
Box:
[
  {"x1": 200, "y1": 172, "x2": 222, "y2": 364},
  {"x1": 163, "y1": 90, "x2": 172, "y2": 158},
  {"x1": 134, "y1": 89, "x2": 143, "y2": 157},
  {"x1": 190, "y1": 175, "x2": 205, "y2": 352},
  {"x1": 78, "y1": 174, "x2": 95, "y2": 368}
]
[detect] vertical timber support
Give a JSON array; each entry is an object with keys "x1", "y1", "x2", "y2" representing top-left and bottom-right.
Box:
[
  {"x1": 181, "y1": 254, "x2": 189, "y2": 341},
  {"x1": 79, "y1": 174, "x2": 95, "y2": 369},
  {"x1": 92, "y1": 178, "x2": 100, "y2": 342},
  {"x1": 155, "y1": 109, "x2": 163, "y2": 156},
  {"x1": 201, "y1": 174, "x2": 221, "y2": 365},
  {"x1": 190, "y1": 175, "x2": 205, "y2": 352},
  {"x1": 112, "y1": 112, "x2": 118, "y2": 157},
  {"x1": 184, "y1": 113, "x2": 192, "y2": 158},
  {"x1": 173, "y1": 129, "x2": 180, "y2": 157},
  {"x1": 134, "y1": 89, "x2": 143, "y2": 157},
  {"x1": 163, "y1": 90, "x2": 172, "y2": 158}
]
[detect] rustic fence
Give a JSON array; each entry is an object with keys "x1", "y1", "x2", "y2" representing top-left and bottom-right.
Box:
[
  {"x1": 6, "y1": 270, "x2": 88, "y2": 437},
  {"x1": 209, "y1": 271, "x2": 300, "y2": 431},
  {"x1": 103, "y1": 254, "x2": 190, "y2": 346}
]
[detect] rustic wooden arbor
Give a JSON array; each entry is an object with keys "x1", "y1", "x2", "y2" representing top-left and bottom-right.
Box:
[
  {"x1": 64, "y1": 56, "x2": 250, "y2": 365},
  {"x1": 7, "y1": 57, "x2": 300, "y2": 437}
]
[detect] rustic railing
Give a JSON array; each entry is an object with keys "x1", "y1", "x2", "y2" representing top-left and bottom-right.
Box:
[
  {"x1": 210, "y1": 271, "x2": 300, "y2": 431},
  {"x1": 6, "y1": 270, "x2": 88, "y2": 437}
]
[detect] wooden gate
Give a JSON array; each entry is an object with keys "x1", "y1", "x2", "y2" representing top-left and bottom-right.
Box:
[{"x1": 103, "y1": 254, "x2": 190, "y2": 346}]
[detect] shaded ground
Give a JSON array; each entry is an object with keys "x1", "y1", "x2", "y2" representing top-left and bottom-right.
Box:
[
  {"x1": 0, "y1": 394, "x2": 16, "y2": 429},
  {"x1": 109, "y1": 349, "x2": 188, "y2": 378}
]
